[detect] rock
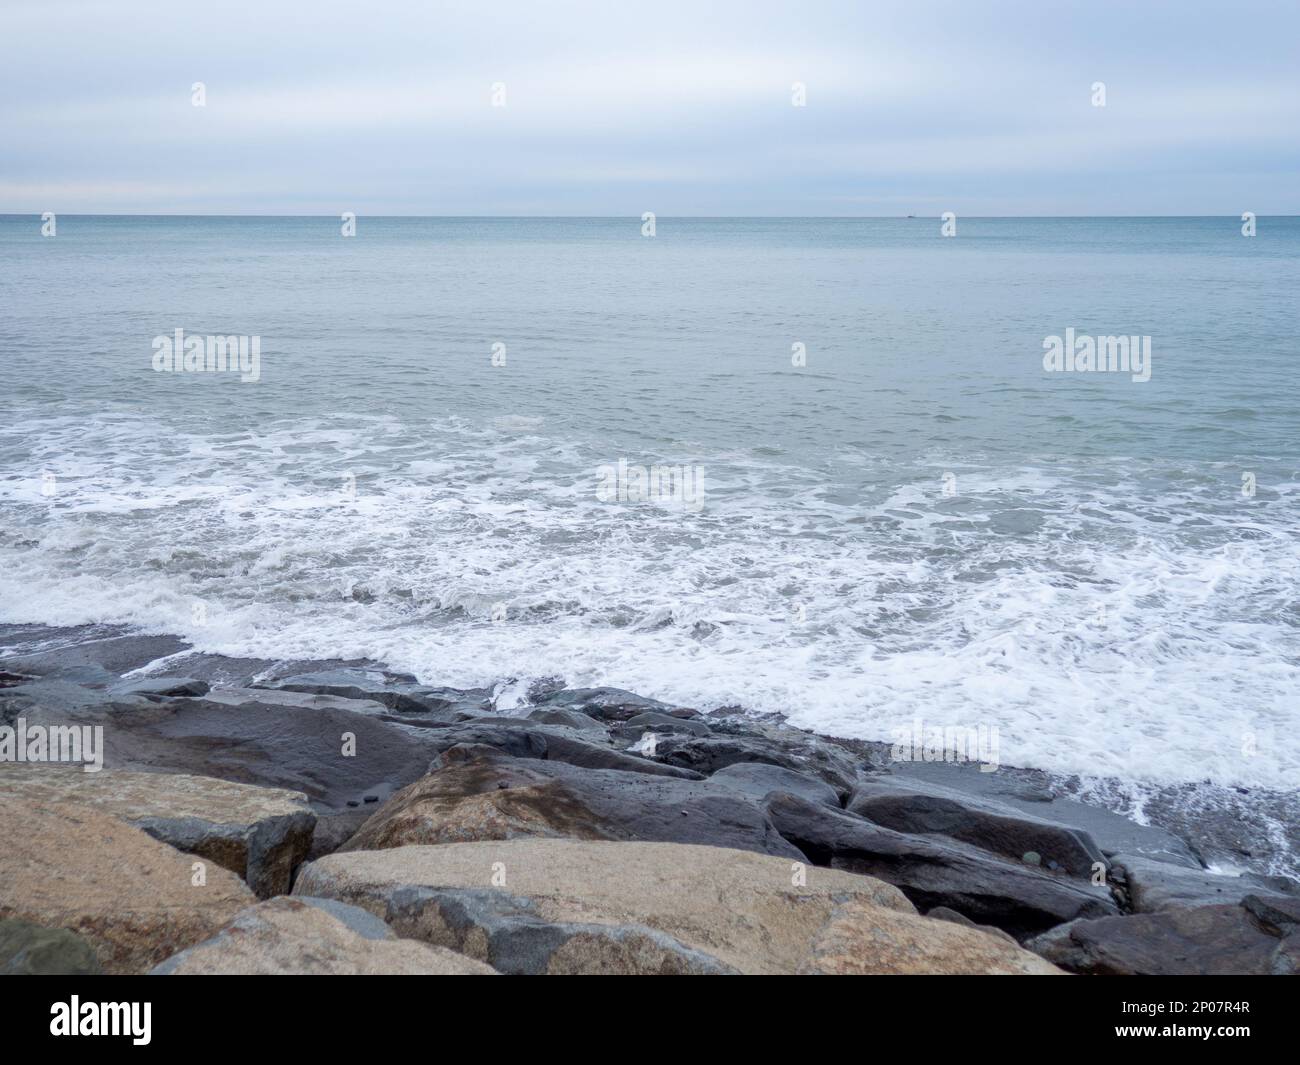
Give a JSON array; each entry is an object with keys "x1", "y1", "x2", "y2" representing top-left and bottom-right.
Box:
[
  {"x1": 766, "y1": 794, "x2": 1118, "y2": 938},
  {"x1": 110, "y1": 677, "x2": 210, "y2": 699},
  {"x1": 1113, "y1": 852, "x2": 1299, "y2": 914},
  {"x1": 888, "y1": 760, "x2": 1203, "y2": 869},
  {"x1": 1027, "y1": 902, "x2": 1300, "y2": 975},
  {"x1": 309, "y1": 810, "x2": 375, "y2": 860},
  {"x1": 0, "y1": 766, "x2": 314, "y2": 898},
  {"x1": 256, "y1": 669, "x2": 490, "y2": 716},
  {"x1": 0, "y1": 918, "x2": 103, "y2": 975},
  {"x1": 294, "y1": 839, "x2": 1061, "y2": 974},
  {"x1": 706, "y1": 762, "x2": 842, "y2": 809},
  {"x1": 646, "y1": 733, "x2": 860, "y2": 797},
  {"x1": 421, "y1": 722, "x2": 703, "y2": 779},
  {"x1": 20, "y1": 691, "x2": 443, "y2": 810},
  {"x1": 150, "y1": 896, "x2": 496, "y2": 975},
  {"x1": 525, "y1": 708, "x2": 609, "y2": 732},
  {"x1": 618, "y1": 711, "x2": 713, "y2": 738},
  {"x1": 0, "y1": 797, "x2": 255, "y2": 973},
  {"x1": 1241, "y1": 893, "x2": 1300, "y2": 935},
  {"x1": 848, "y1": 777, "x2": 1105, "y2": 877},
  {"x1": 341, "y1": 750, "x2": 804, "y2": 860},
  {"x1": 0, "y1": 631, "x2": 191, "y2": 686},
  {"x1": 531, "y1": 687, "x2": 683, "y2": 723},
  {"x1": 923, "y1": 906, "x2": 1020, "y2": 947}
]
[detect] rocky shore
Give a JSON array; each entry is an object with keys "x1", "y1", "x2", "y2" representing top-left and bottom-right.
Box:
[{"x1": 1, "y1": 626, "x2": 1297, "y2": 975}]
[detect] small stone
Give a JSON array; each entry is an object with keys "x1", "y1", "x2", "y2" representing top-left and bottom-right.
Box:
[
  {"x1": 363, "y1": 795, "x2": 379, "y2": 804},
  {"x1": 347, "y1": 800, "x2": 360, "y2": 808},
  {"x1": 1022, "y1": 851, "x2": 1042, "y2": 866}
]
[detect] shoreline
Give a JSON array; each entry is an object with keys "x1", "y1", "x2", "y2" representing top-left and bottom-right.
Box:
[
  {"x1": 3, "y1": 620, "x2": 1296, "y2": 880},
  {"x1": 2, "y1": 621, "x2": 1298, "y2": 975}
]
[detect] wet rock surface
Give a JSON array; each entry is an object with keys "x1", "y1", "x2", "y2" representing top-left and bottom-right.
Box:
[{"x1": 2, "y1": 623, "x2": 1295, "y2": 976}]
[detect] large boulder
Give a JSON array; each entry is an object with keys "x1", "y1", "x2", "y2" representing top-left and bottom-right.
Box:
[
  {"x1": 847, "y1": 777, "x2": 1106, "y2": 877},
  {"x1": 0, "y1": 766, "x2": 314, "y2": 898},
  {"x1": 767, "y1": 794, "x2": 1118, "y2": 938},
  {"x1": 0, "y1": 797, "x2": 254, "y2": 973},
  {"x1": 294, "y1": 839, "x2": 1061, "y2": 974},
  {"x1": 1027, "y1": 901, "x2": 1300, "y2": 975},
  {"x1": 150, "y1": 896, "x2": 496, "y2": 975},
  {"x1": 340, "y1": 749, "x2": 804, "y2": 860}
]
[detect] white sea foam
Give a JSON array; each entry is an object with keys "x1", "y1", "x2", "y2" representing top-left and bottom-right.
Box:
[{"x1": 2, "y1": 411, "x2": 1297, "y2": 794}]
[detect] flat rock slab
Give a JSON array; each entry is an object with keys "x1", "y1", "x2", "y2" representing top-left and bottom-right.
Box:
[
  {"x1": 848, "y1": 777, "x2": 1106, "y2": 877},
  {"x1": 340, "y1": 749, "x2": 804, "y2": 860},
  {"x1": 295, "y1": 839, "x2": 1061, "y2": 974},
  {"x1": 257, "y1": 669, "x2": 491, "y2": 716},
  {"x1": 1, "y1": 632, "x2": 192, "y2": 686},
  {"x1": 0, "y1": 797, "x2": 254, "y2": 974},
  {"x1": 418, "y1": 721, "x2": 704, "y2": 779},
  {"x1": 151, "y1": 896, "x2": 496, "y2": 975},
  {"x1": 18, "y1": 692, "x2": 442, "y2": 810},
  {"x1": 889, "y1": 760, "x2": 1203, "y2": 869},
  {"x1": 0, "y1": 766, "x2": 315, "y2": 898},
  {"x1": 1028, "y1": 901, "x2": 1300, "y2": 975},
  {"x1": 1113, "y1": 852, "x2": 1299, "y2": 914},
  {"x1": 768, "y1": 794, "x2": 1118, "y2": 938}
]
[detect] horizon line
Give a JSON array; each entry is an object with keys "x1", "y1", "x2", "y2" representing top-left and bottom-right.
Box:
[{"x1": 3, "y1": 212, "x2": 1295, "y2": 220}]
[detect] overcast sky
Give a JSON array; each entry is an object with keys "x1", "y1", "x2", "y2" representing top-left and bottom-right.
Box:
[{"x1": 2, "y1": 0, "x2": 1297, "y2": 215}]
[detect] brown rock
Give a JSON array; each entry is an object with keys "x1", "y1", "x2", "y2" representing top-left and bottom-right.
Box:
[
  {"x1": 295, "y1": 839, "x2": 1061, "y2": 974},
  {"x1": 0, "y1": 765, "x2": 314, "y2": 898},
  {"x1": 151, "y1": 896, "x2": 496, "y2": 974},
  {"x1": 0, "y1": 797, "x2": 254, "y2": 973}
]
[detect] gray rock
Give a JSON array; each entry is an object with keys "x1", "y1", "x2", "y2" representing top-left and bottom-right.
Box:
[
  {"x1": 17, "y1": 691, "x2": 443, "y2": 810},
  {"x1": 1242, "y1": 893, "x2": 1300, "y2": 935},
  {"x1": 707, "y1": 762, "x2": 842, "y2": 809},
  {"x1": 888, "y1": 760, "x2": 1203, "y2": 869},
  {"x1": 421, "y1": 722, "x2": 703, "y2": 780},
  {"x1": 341, "y1": 748, "x2": 805, "y2": 861},
  {"x1": 647, "y1": 733, "x2": 861, "y2": 797},
  {"x1": 1026, "y1": 902, "x2": 1300, "y2": 975},
  {"x1": 848, "y1": 777, "x2": 1106, "y2": 877},
  {"x1": 1113, "y1": 852, "x2": 1299, "y2": 914},
  {"x1": 766, "y1": 793, "x2": 1118, "y2": 938},
  {"x1": 257, "y1": 669, "x2": 491, "y2": 716},
  {"x1": 0, "y1": 631, "x2": 191, "y2": 685},
  {"x1": 531, "y1": 687, "x2": 685, "y2": 723},
  {"x1": 526, "y1": 708, "x2": 609, "y2": 732},
  {"x1": 0, "y1": 918, "x2": 103, "y2": 975},
  {"x1": 618, "y1": 711, "x2": 713, "y2": 737}
]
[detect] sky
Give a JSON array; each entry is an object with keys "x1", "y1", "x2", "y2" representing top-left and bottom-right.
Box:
[{"x1": 1, "y1": 0, "x2": 1297, "y2": 216}]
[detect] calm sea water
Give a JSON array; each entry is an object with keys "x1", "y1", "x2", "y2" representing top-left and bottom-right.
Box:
[{"x1": 1, "y1": 216, "x2": 1297, "y2": 794}]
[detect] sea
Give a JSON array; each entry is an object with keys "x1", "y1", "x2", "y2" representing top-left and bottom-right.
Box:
[{"x1": 1, "y1": 215, "x2": 1296, "y2": 820}]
